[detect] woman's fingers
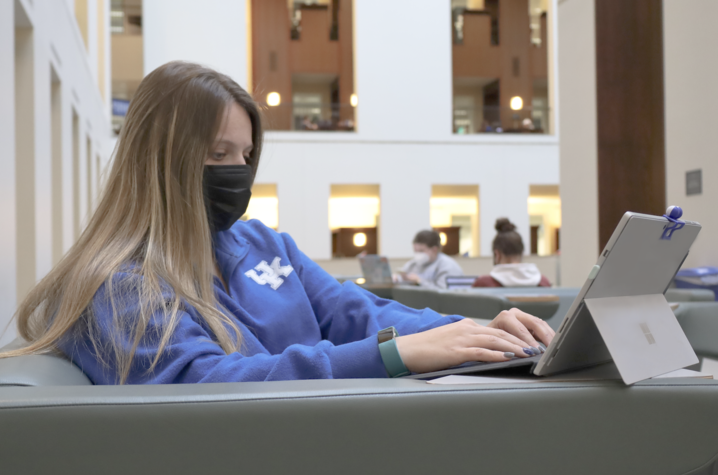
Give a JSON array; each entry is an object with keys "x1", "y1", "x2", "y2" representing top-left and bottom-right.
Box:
[
  {"x1": 464, "y1": 347, "x2": 518, "y2": 363},
  {"x1": 467, "y1": 325, "x2": 534, "y2": 356},
  {"x1": 470, "y1": 332, "x2": 531, "y2": 357},
  {"x1": 510, "y1": 308, "x2": 556, "y2": 346},
  {"x1": 486, "y1": 309, "x2": 547, "y2": 351}
]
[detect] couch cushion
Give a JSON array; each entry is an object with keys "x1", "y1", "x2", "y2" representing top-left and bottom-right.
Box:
[{"x1": 674, "y1": 302, "x2": 718, "y2": 358}]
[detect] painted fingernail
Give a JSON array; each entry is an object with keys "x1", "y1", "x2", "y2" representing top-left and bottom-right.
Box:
[
  {"x1": 531, "y1": 346, "x2": 540, "y2": 355},
  {"x1": 538, "y1": 343, "x2": 546, "y2": 353},
  {"x1": 503, "y1": 352, "x2": 515, "y2": 359},
  {"x1": 523, "y1": 348, "x2": 535, "y2": 356}
]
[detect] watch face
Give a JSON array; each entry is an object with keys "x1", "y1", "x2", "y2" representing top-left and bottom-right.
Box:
[{"x1": 378, "y1": 327, "x2": 397, "y2": 344}]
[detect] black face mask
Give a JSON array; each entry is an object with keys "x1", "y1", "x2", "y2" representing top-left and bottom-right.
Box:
[{"x1": 203, "y1": 165, "x2": 254, "y2": 232}]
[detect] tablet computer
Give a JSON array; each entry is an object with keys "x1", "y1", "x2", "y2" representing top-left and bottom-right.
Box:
[
  {"x1": 406, "y1": 211, "x2": 701, "y2": 384},
  {"x1": 358, "y1": 254, "x2": 393, "y2": 285}
]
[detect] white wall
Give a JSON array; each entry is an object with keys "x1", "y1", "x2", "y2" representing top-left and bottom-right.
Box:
[
  {"x1": 143, "y1": 0, "x2": 249, "y2": 88},
  {"x1": 556, "y1": 0, "x2": 599, "y2": 286},
  {"x1": 260, "y1": 135, "x2": 559, "y2": 259},
  {"x1": 664, "y1": 0, "x2": 718, "y2": 269},
  {"x1": 143, "y1": 0, "x2": 560, "y2": 262},
  {"x1": 354, "y1": 0, "x2": 452, "y2": 141},
  {"x1": 0, "y1": 0, "x2": 111, "y2": 345}
]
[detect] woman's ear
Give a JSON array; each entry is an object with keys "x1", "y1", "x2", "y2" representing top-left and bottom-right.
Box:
[{"x1": 493, "y1": 250, "x2": 501, "y2": 265}]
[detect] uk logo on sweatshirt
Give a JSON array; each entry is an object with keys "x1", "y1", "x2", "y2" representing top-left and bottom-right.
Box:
[{"x1": 245, "y1": 257, "x2": 294, "y2": 290}]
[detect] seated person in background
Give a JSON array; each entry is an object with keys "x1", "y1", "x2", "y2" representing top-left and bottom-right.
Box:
[
  {"x1": 396, "y1": 230, "x2": 464, "y2": 290},
  {"x1": 473, "y1": 218, "x2": 551, "y2": 288}
]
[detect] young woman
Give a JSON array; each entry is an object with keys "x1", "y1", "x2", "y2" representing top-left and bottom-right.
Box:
[
  {"x1": 396, "y1": 230, "x2": 463, "y2": 289},
  {"x1": 473, "y1": 218, "x2": 552, "y2": 288},
  {"x1": 1, "y1": 62, "x2": 553, "y2": 384}
]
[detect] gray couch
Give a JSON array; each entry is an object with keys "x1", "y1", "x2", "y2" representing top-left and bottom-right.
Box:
[
  {"x1": 393, "y1": 286, "x2": 567, "y2": 327},
  {"x1": 1, "y1": 358, "x2": 718, "y2": 473},
  {"x1": 674, "y1": 302, "x2": 718, "y2": 360},
  {"x1": 2, "y1": 339, "x2": 718, "y2": 474},
  {"x1": 3, "y1": 298, "x2": 718, "y2": 474},
  {"x1": 393, "y1": 287, "x2": 716, "y2": 331}
]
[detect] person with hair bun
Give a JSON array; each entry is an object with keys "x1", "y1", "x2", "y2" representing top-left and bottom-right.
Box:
[{"x1": 473, "y1": 218, "x2": 551, "y2": 288}]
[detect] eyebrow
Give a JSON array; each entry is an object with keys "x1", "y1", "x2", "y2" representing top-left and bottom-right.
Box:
[
  {"x1": 212, "y1": 139, "x2": 254, "y2": 151},
  {"x1": 213, "y1": 140, "x2": 238, "y2": 149}
]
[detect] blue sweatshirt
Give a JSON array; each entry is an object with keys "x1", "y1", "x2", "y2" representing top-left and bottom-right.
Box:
[{"x1": 59, "y1": 220, "x2": 462, "y2": 384}]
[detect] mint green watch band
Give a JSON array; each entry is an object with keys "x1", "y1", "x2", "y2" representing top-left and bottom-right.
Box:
[{"x1": 378, "y1": 338, "x2": 410, "y2": 378}]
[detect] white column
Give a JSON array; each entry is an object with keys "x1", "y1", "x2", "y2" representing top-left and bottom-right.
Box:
[
  {"x1": 143, "y1": 0, "x2": 249, "y2": 89},
  {"x1": 34, "y1": 6, "x2": 54, "y2": 283},
  {"x1": 380, "y1": 182, "x2": 431, "y2": 258},
  {"x1": 276, "y1": 180, "x2": 331, "y2": 260},
  {"x1": 0, "y1": 0, "x2": 17, "y2": 346},
  {"x1": 86, "y1": 0, "x2": 98, "y2": 83},
  {"x1": 79, "y1": 121, "x2": 89, "y2": 229},
  {"x1": 557, "y1": 0, "x2": 599, "y2": 286},
  {"x1": 664, "y1": 0, "x2": 718, "y2": 269},
  {"x1": 376, "y1": 145, "x2": 432, "y2": 257},
  {"x1": 103, "y1": 0, "x2": 111, "y2": 118},
  {"x1": 62, "y1": 83, "x2": 76, "y2": 255},
  {"x1": 479, "y1": 178, "x2": 530, "y2": 258},
  {"x1": 354, "y1": 0, "x2": 453, "y2": 141}
]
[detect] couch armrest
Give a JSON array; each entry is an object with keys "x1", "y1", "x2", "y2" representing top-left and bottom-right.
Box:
[{"x1": 0, "y1": 339, "x2": 92, "y2": 387}]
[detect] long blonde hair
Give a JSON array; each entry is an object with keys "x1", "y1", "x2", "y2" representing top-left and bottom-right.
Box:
[{"x1": 0, "y1": 61, "x2": 263, "y2": 383}]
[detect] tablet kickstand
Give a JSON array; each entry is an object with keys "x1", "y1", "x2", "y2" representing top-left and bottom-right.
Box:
[{"x1": 584, "y1": 294, "x2": 698, "y2": 385}]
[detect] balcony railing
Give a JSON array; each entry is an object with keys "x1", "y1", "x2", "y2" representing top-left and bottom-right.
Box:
[
  {"x1": 452, "y1": 106, "x2": 551, "y2": 134},
  {"x1": 262, "y1": 103, "x2": 356, "y2": 132}
]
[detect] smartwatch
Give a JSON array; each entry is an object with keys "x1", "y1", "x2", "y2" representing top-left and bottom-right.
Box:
[{"x1": 377, "y1": 327, "x2": 410, "y2": 378}]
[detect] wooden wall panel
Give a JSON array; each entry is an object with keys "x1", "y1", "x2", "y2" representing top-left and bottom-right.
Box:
[
  {"x1": 530, "y1": 14, "x2": 547, "y2": 78},
  {"x1": 595, "y1": 0, "x2": 665, "y2": 250},
  {"x1": 290, "y1": 7, "x2": 340, "y2": 74},
  {"x1": 332, "y1": 227, "x2": 377, "y2": 257},
  {"x1": 252, "y1": 0, "x2": 354, "y2": 130},
  {"x1": 453, "y1": 13, "x2": 500, "y2": 78},
  {"x1": 252, "y1": 0, "x2": 292, "y2": 129},
  {"x1": 432, "y1": 226, "x2": 461, "y2": 256},
  {"x1": 338, "y1": 0, "x2": 354, "y2": 122},
  {"x1": 498, "y1": 0, "x2": 532, "y2": 129}
]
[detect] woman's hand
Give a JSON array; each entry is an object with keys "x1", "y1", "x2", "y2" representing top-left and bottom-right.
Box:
[
  {"x1": 486, "y1": 307, "x2": 555, "y2": 351},
  {"x1": 394, "y1": 309, "x2": 555, "y2": 374},
  {"x1": 397, "y1": 272, "x2": 421, "y2": 285}
]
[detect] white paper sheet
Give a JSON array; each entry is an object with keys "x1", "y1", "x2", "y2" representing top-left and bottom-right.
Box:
[{"x1": 426, "y1": 367, "x2": 712, "y2": 385}]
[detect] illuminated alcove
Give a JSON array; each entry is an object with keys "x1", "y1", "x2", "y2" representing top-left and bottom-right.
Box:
[
  {"x1": 329, "y1": 184, "x2": 380, "y2": 257},
  {"x1": 243, "y1": 184, "x2": 279, "y2": 229},
  {"x1": 528, "y1": 184, "x2": 561, "y2": 256},
  {"x1": 430, "y1": 185, "x2": 479, "y2": 257}
]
